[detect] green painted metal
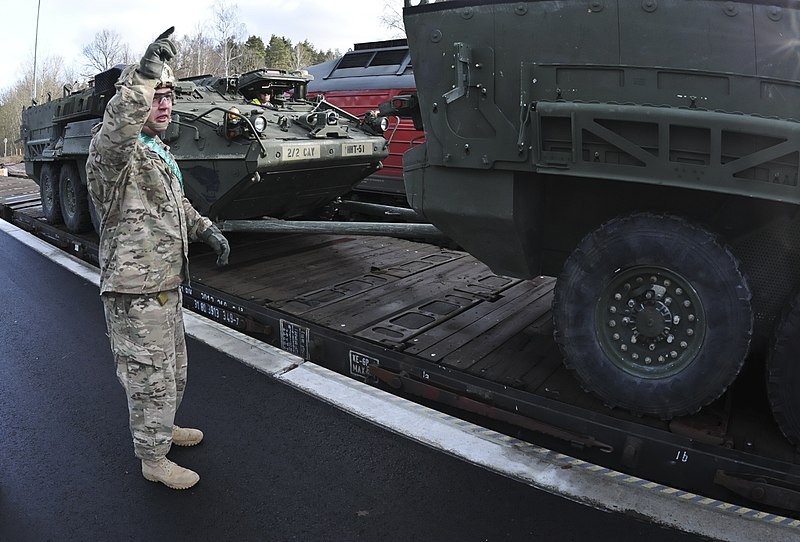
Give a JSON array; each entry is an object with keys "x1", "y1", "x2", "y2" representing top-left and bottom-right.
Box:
[{"x1": 402, "y1": 0, "x2": 800, "y2": 280}]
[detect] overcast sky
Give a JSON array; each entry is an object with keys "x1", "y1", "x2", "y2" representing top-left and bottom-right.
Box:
[{"x1": 1, "y1": 0, "x2": 403, "y2": 92}]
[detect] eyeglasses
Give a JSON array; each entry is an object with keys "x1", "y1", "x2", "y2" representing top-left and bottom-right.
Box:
[{"x1": 152, "y1": 93, "x2": 174, "y2": 105}]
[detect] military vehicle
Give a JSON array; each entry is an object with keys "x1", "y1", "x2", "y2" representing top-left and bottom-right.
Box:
[
  {"x1": 399, "y1": 0, "x2": 800, "y2": 444},
  {"x1": 20, "y1": 65, "x2": 390, "y2": 233}
]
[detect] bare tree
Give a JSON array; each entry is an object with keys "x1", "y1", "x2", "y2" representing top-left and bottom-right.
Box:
[
  {"x1": 0, "y1": 54, "x2": 75, "y2": 158},
  {"x1": 290, "y1": 42, "x2": 312, "y2": 71},
  {"x1": 210, "y1": 0, "x2": 246, "y2": 77},
  {"x1": 81, "y1": 29, "x2": 132, "y2": 76},
  {"x1": 380, "y1": 1, "x2": 406, "y2": 37},
  {"x1": 174, "y1": 24, "x2": 219, "y2": 78}
]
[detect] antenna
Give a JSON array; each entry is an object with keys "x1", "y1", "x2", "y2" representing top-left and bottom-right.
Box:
[{"x1": 33, "y1": 0, "x2": 41, "y2": 101}]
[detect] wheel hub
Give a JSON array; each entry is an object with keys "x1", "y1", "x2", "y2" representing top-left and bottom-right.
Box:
[{"x1": 596, "y1": 267, "x2": 705, "y2": 378}]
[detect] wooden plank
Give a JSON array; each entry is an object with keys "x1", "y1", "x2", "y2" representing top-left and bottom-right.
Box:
[
  {"x1": 401, "y1": 278, "x2": 552, "y2": 355},
  {"x1": 193, "y1": 235, "x2": 382, "y2": 299},
  {"x1": 300, "y1": 256, "x2": 483, "y2": 331},
  {"x1": 217, "y1": 236, "x2": 451, "y2": 302},
  {"x1": 467, "y1": 314, "x2": 561, "y2": 389},
  {"x1": 419, "y1": 278, "x2": 554, "y2": 371}
]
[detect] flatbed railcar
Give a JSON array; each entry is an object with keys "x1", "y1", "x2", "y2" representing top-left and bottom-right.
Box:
[{"x1": 2, "y1": 169, "x2": 799, "y2": 524}]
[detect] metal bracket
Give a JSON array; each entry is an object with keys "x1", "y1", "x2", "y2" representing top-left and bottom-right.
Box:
[
  {"x1": 369, "y1": 365, "x2": 614, "y2": 453},
  {"x1": 444, "y1": 42, "x2": 472, "y2": 104},
  {"x1": 714, "y1": 470, "x2": 800, "y2": 512}
]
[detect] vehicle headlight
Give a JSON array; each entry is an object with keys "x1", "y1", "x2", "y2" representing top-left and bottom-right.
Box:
[
  {"x1": 379, "y1": 116, "x2": 390, "y2": 132},
  {"x1": 227, "y1": 107, "x2": 242, "y2": 125},
  {"x1": 253, "y1": 116, "x2": 267, "y2": 133}
]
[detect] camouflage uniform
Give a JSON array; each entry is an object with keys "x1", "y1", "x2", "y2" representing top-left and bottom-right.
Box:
[{"x1": 86, "y1": 65, "x2": 212, "y2": 461}]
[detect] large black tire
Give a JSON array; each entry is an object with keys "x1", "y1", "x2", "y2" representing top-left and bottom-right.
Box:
[
  {"x1": 58, "y1": 162, "x2": 91, "y2": 233},
  {"x1": 767, "y1": 293, "x2": 800, "y2": 446},
  {"x1": 553, "y1": 212, "x2": 753, "y2": 418},
  {"x1": 39, "y1": 163, "x2": 62, "y2": 224}
]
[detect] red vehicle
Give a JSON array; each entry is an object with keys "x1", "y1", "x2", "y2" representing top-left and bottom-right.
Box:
[{"x1": 306, "y1": 39, "x2": 420, "y2": 206}]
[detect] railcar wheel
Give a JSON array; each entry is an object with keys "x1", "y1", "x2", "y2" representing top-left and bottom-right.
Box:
[
  {"x1": 40, "y1": 163, "x2": 62, "y2": 224},
  {"x1": 58, "y1": 162, "x2": 91, "y2": 233},
  {"x1": 767, "y1": 294, "x2": 800, "y2": 446},
  {"x1": 553, "y1": 212, "x2": 753, "y2": 418}
]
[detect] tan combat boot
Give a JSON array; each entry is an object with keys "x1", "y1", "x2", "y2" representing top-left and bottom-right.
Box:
[
  {"x1": 173, "y1": 425, "x2": 203, "y2": 447},
  {"x1": 141, "y1": 458, "x2": 200, "y2": 489}
]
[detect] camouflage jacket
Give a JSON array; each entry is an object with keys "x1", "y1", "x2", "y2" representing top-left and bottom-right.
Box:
[{"x1": 86, "y1": 66, "x2": 212, "y2": 295}]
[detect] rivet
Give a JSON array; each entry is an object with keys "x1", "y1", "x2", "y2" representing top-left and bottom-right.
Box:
[
  {"x1": 642, "y1": 0, "x2": 657, "y2": 13},
  {"x1": 723, "y1": 2, "x2": 737, "y2": 17}
]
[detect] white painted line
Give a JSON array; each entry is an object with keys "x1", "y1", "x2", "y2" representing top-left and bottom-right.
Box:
[
  {"x1": 2, "y1": 218, "x2": 798, "y2": 542},
  {"x1": 183, "y1": 312, "x2": 301, "y2": 376}
]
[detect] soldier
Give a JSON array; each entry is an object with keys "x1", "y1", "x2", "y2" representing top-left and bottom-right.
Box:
[
  {"x1": 253, "y1": 87, "x2": 272, "y2": 106},
  {"x1": 243, "y1": 83, "x2": 272, "y2": 106},
  {"x1": 86, "y1": 27, "x2": 230, "y2": 490}
]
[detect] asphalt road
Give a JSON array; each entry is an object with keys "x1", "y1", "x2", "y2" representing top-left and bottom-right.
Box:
[{"x1": 0, "y1": 228, "x2": 705, "y2": 541}]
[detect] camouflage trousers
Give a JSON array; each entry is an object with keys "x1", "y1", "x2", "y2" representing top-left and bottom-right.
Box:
[{"x1": 101, "y1": 289, "x2": 187, "y2": 460}]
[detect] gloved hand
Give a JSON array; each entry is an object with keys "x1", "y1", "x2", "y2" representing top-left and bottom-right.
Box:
[
  {"x1": 139, "y1": 26, "x2": 177, "y2": 79},
  {"x1": 200, "y1": 224, "x2": 230, "y2": 266}
]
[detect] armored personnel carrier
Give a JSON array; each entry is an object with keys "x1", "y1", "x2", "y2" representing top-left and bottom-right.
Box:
[
  {"x1": 20, "y1": 65, "x2": 389, "y2": 233},
  {"x1": 400, "y1": 0, "x2": 800, "y2": 444}
]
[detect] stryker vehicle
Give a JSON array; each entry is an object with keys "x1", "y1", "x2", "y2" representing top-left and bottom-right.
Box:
[
  {"x1": 20, "y1": 65, "x2": 389, "y2": 233},
  {"x1": 400, "y1": 0, "x2": 800, "y2": 444}
]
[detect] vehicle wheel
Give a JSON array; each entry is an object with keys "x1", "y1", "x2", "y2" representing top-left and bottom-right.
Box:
[
  {"x1": 39, "y1": 163, "x2": 62, "y2": 224},
  {"x1": 58, "y1": 162, "x2": 91, "y2": 233},
  {"x1": 552, "y1": 212, "x2": 753, "y2": 418},
  {"x1": 767, "y1": 293, "x2": 800, "y2": 445}
]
